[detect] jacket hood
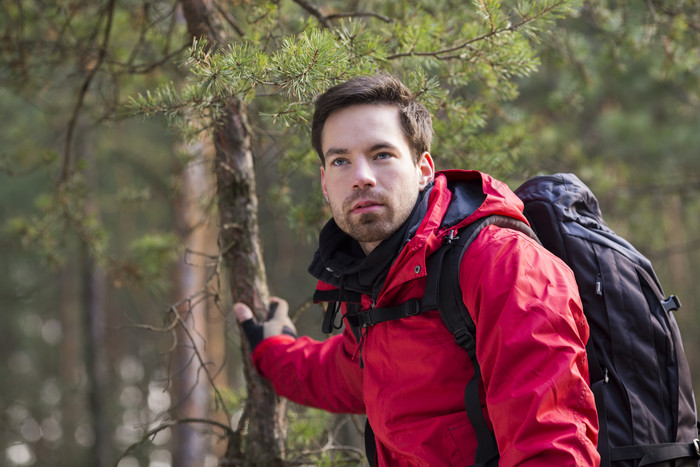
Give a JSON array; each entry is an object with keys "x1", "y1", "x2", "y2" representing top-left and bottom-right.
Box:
[
  {"x1": 390, "y1": 170, "x2": 528, "y2": 258},
  {"x1": 432, "y1": 170, "x2": 527, "y2": 231}
]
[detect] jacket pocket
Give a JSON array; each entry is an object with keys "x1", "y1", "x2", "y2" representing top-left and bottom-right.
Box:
[{"x1": 446, "y1": 418, "x2": 476, "y2": 466}]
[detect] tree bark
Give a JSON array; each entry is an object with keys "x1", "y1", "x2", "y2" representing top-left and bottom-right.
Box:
[{"x1": 214, "y1": 99, "x2": 287, "y2": 465}]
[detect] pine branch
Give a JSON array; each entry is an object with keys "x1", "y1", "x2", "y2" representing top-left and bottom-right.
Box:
[
  {"x1": 649, "y1": 1, "x2": 700, "y2": 33},
  {"x1": 477, "y1": 0, "x2": 498, "y2": 32},
  {"x1": 387, "y1": 0, "x2": 572, "y2": 60}
]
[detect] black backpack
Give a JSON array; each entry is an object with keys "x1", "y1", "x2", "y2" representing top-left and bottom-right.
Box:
[
  {"x1": 345, "y1": 173, "x2": 700, "y2": 466},
  {"x1": 514, "y1": 174, "x2": 700, "y2": 466}
]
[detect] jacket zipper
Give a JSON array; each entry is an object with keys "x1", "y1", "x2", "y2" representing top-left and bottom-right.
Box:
[
  {"x1": 355, "y1": 297, "x2": 377, "y2": 370},
  {"x1": 594, "y1": 273, "x2": 609, "y2": 384}
]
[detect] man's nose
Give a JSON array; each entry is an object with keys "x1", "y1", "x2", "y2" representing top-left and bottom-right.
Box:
[{"x1": 352, "y1": 157, "x2": 376, "y2": 189}]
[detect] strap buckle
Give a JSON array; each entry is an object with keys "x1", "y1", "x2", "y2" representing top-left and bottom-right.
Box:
[
  {"x1": 661, "y1": 295, "x2": 682, "y2": 313},
  {"x1": 454, "y1": 328, "x2": 475, "y2": 352},
  {"x1": 405, "y1": 300, "x2": 421, "y2": 316},
  {"x1": 362, "y1": 311, "x2": 375, "y2": 328}
]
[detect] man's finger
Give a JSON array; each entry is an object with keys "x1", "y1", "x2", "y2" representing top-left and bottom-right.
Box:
[
  {"x1": 233, "y1": 303, "x2": 254, "y2": 323},
  {"x1": 268, "y1": 297, "x2": 289, "y2": 318}
]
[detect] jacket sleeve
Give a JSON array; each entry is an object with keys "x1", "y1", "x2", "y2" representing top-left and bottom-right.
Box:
[
  {"x1": 461, "y1": 225, "x2": 600, "y2": 466},
  {"x1": 251, "y1": 325, "x2": 365, "y2": 414}
]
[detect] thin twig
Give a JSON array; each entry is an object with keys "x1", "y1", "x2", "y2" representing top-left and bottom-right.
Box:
[
  {"x1": 292, "y1": 0, "x2": 333, "y2": 29},
  {"x1": 168, "y1": 299, "x2": 233, "y2": 417},
  {"x1": 61, "y1": 0, "x2": 117, "y2": 183},
  {"x1": 214, "y1": 0, "x2": 245, "y2": 37},
  {"x1": 326, "y1": 11, "x2": 392, "y2": 23},
  {"x1": 113, "y1": 417, "x2": 235, "y2": 467}
]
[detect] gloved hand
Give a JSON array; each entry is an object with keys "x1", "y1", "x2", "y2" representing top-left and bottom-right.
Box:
[{"x1": 233, "y1": 297, "x2": 297, "y2": 351}]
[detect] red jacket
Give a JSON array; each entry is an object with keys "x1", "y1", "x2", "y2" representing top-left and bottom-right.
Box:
[{"x1": 252, "y1": 171, "x2": 600, "y2": 466}]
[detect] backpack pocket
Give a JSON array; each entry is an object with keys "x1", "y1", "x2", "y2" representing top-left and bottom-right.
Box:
[{"x1": 590, "y1": 242, "x2": 679, "y2": 449}]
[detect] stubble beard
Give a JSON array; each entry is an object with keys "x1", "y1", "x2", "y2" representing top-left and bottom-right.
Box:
[
  {"x1": 332, "y1": 189, "x2": 418, "y2": 244},
  {"x1": 338, "y1": 211, "x2": 393, "y2": 244}
]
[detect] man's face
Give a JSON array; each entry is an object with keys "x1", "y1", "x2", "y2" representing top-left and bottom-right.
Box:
[{"x1": 320, "y1": 104, "x2": 434, "y2": 254}]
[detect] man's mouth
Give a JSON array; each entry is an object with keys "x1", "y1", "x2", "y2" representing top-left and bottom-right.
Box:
[{"x1": 351, "y1": 200, "x2": 382, "y2": 214}]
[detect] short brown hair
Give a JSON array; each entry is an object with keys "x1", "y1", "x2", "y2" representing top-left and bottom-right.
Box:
[{"x1": 311, "y1": 74, "x2": 433, "y2": 165}]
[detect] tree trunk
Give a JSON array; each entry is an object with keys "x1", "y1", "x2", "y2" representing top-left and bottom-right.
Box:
[
  {"x1": 665, "y1": 194, "x2": 694, "y2": 312},
  {"x1": 82, "y1": 249, "x2": 110, "y2": 467},
  {"x1": 81, "y1": 136, "x2": 111, "y2": 467},
  {"x1": 178, "y1": 0, "x2": 288, "y2": 463},
  {"x1": 58, "y1": 258, "x2": 84, "y2": 466},
  {"x1": 214, "y1": 99, "x2": 287, "y2": 465},
  {"x1": 171, "y1": 138, "x2": 218, "y2": 466}
]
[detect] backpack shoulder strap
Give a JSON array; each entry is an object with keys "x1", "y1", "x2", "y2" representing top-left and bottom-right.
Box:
[
  {"x1": 422, "y1": 215, "x2": 535, "y2": 466},
  {"x1": 423, "y1": 215, "x2": 537, "y2": 347}
]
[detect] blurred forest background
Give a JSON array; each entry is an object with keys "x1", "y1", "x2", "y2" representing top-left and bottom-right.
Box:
[{"x1": 1, "y1": 0, "x2": 699, "y2": 466}]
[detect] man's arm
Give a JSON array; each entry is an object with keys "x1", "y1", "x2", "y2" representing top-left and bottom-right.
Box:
[
  {"x1": 461, "y1": 226, "x2": 600, "y2": 466},
  {"x1": 234, "y1": 299, "x2": 365, "y2": 414}
]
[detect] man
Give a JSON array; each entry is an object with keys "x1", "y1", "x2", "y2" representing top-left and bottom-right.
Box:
[{"x1": 234, "y1": 74, "x2": 600, "y2": 466}]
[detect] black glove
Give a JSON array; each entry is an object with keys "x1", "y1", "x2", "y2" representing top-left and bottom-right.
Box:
[{"x1": 234, "y1": 298, "x2": 297, "y2": 351}]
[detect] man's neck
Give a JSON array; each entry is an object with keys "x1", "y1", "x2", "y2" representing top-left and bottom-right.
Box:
[{"x1": 359, "y1": 240, "x2": 381, "y2": 256}]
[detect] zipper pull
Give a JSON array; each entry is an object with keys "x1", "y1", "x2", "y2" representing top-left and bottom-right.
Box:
[
  {"x1": 595, "y1": 273, "x2": 603, "y2": 296},
  {"x1": 354, "y1": 299, "x2": 376, "y2": 369},
  {"x1": 445, "y1": 229, "x2": 459, "y2": 244},
  {"x1": 352, "y1": 327, "x2": 367, "y2": 369}
]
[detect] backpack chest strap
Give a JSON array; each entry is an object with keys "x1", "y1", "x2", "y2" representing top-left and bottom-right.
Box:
[
  {"x1": 348, "y1": 230, "x2": 457, "y2": 330},
  {"x1": 351, "y1": 299, "x2": 424, "y2": 328}
]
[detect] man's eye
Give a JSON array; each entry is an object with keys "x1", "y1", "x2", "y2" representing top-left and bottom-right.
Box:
[
  {"x1": 330, "y1": 158, "x2": 347, "y2": 166},
  {"x1": 375, "y1": 153, "x2": 392, "y2": 160}
]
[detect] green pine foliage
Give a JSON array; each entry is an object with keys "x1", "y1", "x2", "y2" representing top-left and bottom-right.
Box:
[{"x1": 129, "y1": 0, "x2": 583, "y2": 239}]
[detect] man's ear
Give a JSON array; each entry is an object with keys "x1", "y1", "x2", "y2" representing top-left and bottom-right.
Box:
[
  {"x1": 320, "y1": 165, "x2": 329, "y2": 202},
  {"x1": 417, "y1": 152, "x2": 435, "y2": 190}
]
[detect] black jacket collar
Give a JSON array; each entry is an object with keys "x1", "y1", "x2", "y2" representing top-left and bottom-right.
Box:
[{"x1": 308, "y1": 184, "x2": 432, "y2": 301}]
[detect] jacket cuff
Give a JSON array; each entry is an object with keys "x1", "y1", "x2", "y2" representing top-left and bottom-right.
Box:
[{"x1": 251, "y1": 334, "x2": 297, "y2": 371}]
